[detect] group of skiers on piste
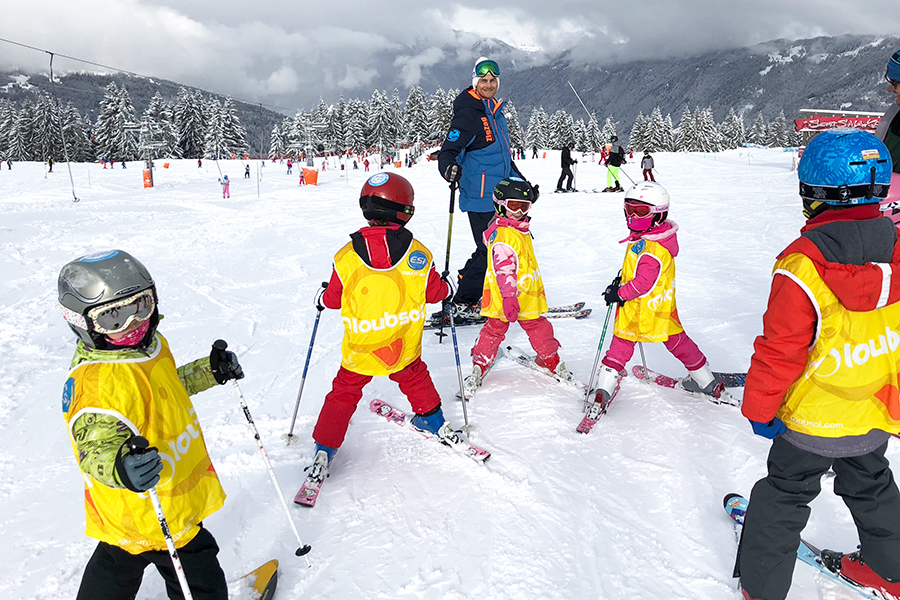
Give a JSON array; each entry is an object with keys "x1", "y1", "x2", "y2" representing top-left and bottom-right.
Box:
[
  {"x1": 555, "y1": 137, "x2": 655, "y2": 193},
  {"x1": 54, "y1": 51, "x2": 900, "y2": 600}
]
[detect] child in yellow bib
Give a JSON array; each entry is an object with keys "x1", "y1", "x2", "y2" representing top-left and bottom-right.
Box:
[
  {"x1": 465, "y1": 177, "x2": 575, "y2": 394},
  {"x1": 308, "y1": 173, "x2": 472, "y2": 480},
  {"x1": 58, "y1": 249, "x2": 244, "y2": 600},
  {"x1": 592, "y1": 182, "x2": 721, "y2": 407}
]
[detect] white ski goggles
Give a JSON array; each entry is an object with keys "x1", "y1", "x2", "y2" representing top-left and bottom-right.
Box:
[{"x1": 86, "y1": 289, "x2": 155, "y2": 334}]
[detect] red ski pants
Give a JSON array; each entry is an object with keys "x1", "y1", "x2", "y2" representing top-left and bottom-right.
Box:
[
  {"x1": 312, "y1": 357, "x2": 441, "y2": 449},
  {"x1": 471, "y1": 316, "x2": 561, "y2": 369}
]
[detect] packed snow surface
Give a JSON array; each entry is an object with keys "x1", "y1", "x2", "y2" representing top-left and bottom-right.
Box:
[{"x1": 0, "y1": 149, "x2": 882, "y2": 599}]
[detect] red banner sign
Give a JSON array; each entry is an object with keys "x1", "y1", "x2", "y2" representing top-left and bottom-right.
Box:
[{"x1": 794, "y1": 116, "x2": 881, "y2": 132}]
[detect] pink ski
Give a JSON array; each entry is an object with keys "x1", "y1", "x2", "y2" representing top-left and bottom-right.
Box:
[{"x1": 632, "y1": 366, "x2": 740, "y2": 406}]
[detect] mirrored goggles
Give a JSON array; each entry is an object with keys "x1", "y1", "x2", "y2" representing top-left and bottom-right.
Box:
[
  {"x1": 474, "y1": 59, "x2": 500, "y2": 78},
  {"x1": 87, "y1": 289, "x2": 155, "y2": 334},
  {"x1": 504, "y1": 199, "x2": 532, "y2": 213},
  {"x1": 624, "y1": 201, "x2": 663, "y2": 218}
]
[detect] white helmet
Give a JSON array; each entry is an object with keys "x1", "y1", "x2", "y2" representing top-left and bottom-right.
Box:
[{"x1": 624, "y1": 181, "x2": 670, "y2": 211}]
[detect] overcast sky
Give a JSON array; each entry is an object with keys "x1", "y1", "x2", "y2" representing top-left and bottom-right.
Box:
[{"x1": 2, "y1": 0, "x2": 899, "y2": 113}]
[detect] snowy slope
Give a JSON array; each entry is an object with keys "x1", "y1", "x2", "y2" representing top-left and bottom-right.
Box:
[{"x1": 0, "y1": 150, "x2": 883, "y2": 599}]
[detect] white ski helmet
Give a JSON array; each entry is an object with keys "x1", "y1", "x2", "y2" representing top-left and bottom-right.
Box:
[{"x1": 624, "y1": 182, "x2": 670, "y2": 232}]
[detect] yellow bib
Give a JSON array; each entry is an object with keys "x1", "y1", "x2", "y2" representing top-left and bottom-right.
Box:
[
  {"x1": 62, "y1": 335, "x2": 226, "y2": 554},
  {"x1": 481, "y1": 226, "x2": 548, "y2": 321},
  {"x1": 613, "y1": 238, "x2": 683, "y2": 342},
  {"x1": 334, "y1": 239, "x2": 432, "y2": 375},
  {"x1": 775, "y1": 253, "x2": 900, "y2": 436}
]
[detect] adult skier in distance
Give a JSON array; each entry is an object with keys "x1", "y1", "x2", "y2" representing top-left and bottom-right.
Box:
[
  {"x1": 58, "y1": 249, "x2": 244, "y2": 600},
  {"x1": 307, "y1": 173, "x2": 467, "y2": 479},
  {"x1": 877, "y1": 48, "x2": 900, "y2": 224},
  {"x1": 602, "y1": 136, "x2": 626, "y2": 192},
  {"x1": 435, "y1": 56, "x2": 528, "y2": 325},
  {"x1": 738, "y1": 129, "x2": 900, "y2": 600},
  {"x1": 556, "y1": 142, "x2": 577, "y2": 192}
]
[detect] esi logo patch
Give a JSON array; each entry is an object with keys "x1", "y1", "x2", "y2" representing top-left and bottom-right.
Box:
[
  {"x1": 62, "y1": 377, "x2": 75, "y2": 413},
  {"x1": 367, "y1": 173, "x2": 389, "y2": 187},
  {"x1": 631, "y1": 239, "x2": 646, "y2": 254},
  {"x1": 447, "y1": 129, "x2": 461, "y2": 142},
  {"x1": 407, "y1": 250, "x2": 428, "y2": 271}
]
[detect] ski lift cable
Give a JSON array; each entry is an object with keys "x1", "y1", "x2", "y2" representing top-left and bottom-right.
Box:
[{"x1": 48, "y1": 52, "x2": 79, "y2": 202}]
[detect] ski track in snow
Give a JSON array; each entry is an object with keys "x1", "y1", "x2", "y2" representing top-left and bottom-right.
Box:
[{"x1": 0, "y1": 151, "x2": 884, "y2": 599}]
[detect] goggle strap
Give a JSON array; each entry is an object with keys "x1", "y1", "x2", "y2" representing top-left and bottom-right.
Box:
[{"x1": 799, "y1": 181, "x2": 889, "y2": 203}]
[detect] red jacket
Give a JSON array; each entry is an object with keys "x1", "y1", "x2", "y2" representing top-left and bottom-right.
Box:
[{"x1": 743, "y1": 205, "x2": 900, "y2": 422}]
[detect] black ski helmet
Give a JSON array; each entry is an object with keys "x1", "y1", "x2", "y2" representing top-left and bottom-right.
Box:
[
  {"x1": 493, "y1": 177, "x2": 536, "y2": 218},
  {"x1": 58, "y1": 250, "x2": 159, "y2": 349},
  {"x1": 610, "y1": 135, "x2": 618, "y2": 143},
  {"x1": 359, "y1": 172, "x2": 415, "y2": 224}
]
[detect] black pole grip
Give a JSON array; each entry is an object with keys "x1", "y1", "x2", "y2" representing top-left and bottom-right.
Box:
[
  {"x1": 128, "y1": 436, "x2": 150, "y2": 454},
  {"x1": 213, "y1": 339, "x2": 227, "y2": 351}
]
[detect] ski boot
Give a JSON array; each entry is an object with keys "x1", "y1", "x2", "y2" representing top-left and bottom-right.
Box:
[
  {"x1": 682, "y1": 363, "x2": 726, "y2": 399},
  {"x1": 612, "y1": 183, "x2": 624, "y2": 192},
  {"x1": 304, "y1": 444, "x2": 336, "y2": 484},
  {"x1": 463, "y1": 363, "x2": 487, "y2": 396},
  {"x1": 410, "y1": 406, "x2": 469, "y2": 451},
  {"x1": 535, "y1": 353, "x2": 577, "y2": 384},
  {"x1": 429, "y1": 300, "x2": 485, "y2": 327},
  {"x1": 587, "y1": 365, "x2": 624, "y2": 418},
  {"x1": 821, "y1": 549, "x2": 900, "y2": 598}
]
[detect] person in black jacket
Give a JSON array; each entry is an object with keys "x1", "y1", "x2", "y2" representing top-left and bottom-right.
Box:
[
  {"x1": 434, "y1": 56, "x2": 529, "y2": 323},
  {"x1": 603, "y1": 136, "x2": 626, "y2": 192},
  {"x1": 556, "y1": 142, "x2": 577, "y2": 192}
]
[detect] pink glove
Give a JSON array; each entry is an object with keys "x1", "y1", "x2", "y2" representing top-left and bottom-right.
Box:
[{"x1": 502, "y1": 296, "x2": 520, "y2": 322}]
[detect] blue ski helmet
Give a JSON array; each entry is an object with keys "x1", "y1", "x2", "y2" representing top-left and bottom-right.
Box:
[
  {"x1": 798, "y1": 128, "x2": 892, "y2": 210},
  {"x1": 887, "y1": 48, "x2": 900, "y2": 82}
]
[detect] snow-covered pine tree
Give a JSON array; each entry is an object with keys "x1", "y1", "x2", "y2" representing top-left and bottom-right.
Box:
[
  {"x1": 367, "y1": 90, "x2": 392, "y2": 155},
  {"x1": 587, "y1": 113, "x2": 602, "y2": 152},
  {"x1": 629, "y1": 112, "x2": 649, "y2": 152},
  {"x1": 94, "y1": 83, "x2": 139, "y2": 162},
  {"x1": 505, "y1": 101, "x2": 526, "y2": 150},
  {"x1": 675, "y1": 106, "x2": 695, "y2": 152},
  {"x1": 389, "y1": 89, "x2": 402, "y2": 150},
  {"x1": 173, "y1": 88, "x2": 207, "y2": 159},
  {"x1": 269, "y1": 124, "x2": 285, "y2": 158},
  {"x1": 663, "y1": 114, "x2": 676, "y2": 151},
  {"x1": 694, "y1": 106, "x2": 722, "y2": 152},
  {"x1": 32, "y1": 93, "x2": 64, "y2": 162},
  {"x1": 202, "y1": 97, "x2": 225, "y2": 158},
  {"x1": 0, "y1": 99, "x2": 14, "y2": 159},
  {"x1": 144, "y1": 92, "x2": 180, "y2": 158},
  {"x1": 345, "y1": 98, "x2": 369, "y2": 152},
  {"x1": 645, "y1": 107, "x2": 667, "y2": 152},
  {"x1": 526, "y1": 106, "x2": 549, "y2": 151},
  {"x1": 311, "y1": 98, "x2": 329, "y2": 126},
  {"x1": 549, "y1": 109, "x2": 574, "y2": 150},
  {"x1": 402, "y1": 86, "x2": 429, "y2": 146},
  {"x1": 769, "y1": 110, "x2": 789, "y2": 148},
  {"x1": 719, "y1": 108, "x2": 746, "y2": 149},
  {"x1": 8, "y1": 100, "x2": 32, "y2": 161},
  {"x1": 62, "y1": 105, "x2": 94, "y2": 162},
  {"x1": 219, "y1": 98, "x2": 248, "y2": 156},
  {"x1": 326, "y1": 98, "x2": 347, "y2": 152},
  {"x1": 573, "y1": 118, "x2": 589, "y2": 152},
  {"x1": 748, "y1": 113, "x2": 769, "y2": 146},
  {"x1": 426, "y1": 88, "x2": 450, "y2": 144}
]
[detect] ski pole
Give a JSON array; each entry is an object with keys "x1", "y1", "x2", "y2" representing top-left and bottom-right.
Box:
[
  {"x1": 447, "y1": 306, "x2": 472, "y2": 433},
  {"x1": 573, "y1": 161, "x2": 578, "y2": 191},
  {"x1": 437, "y1": 180, "x2": 459, "y2": 344},
  {"x1": 127, "y1": 437, "x2": 194, "y2": 600},
  {"x1": 221, "y1": 345, "x2": 313, "y2": 565},
  {"x1": 638, "y1": 341, "x2": 649, "y2": 378},
  {"x1": 283, "y1": 283, "x2": 327, "y2": 445},
  {"x1": 583, "y1": 302, "x2": 615, "y2": 410}
]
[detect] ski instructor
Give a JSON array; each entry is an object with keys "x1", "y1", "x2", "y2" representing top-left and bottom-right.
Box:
[{"x1": 436, "y1": 56, "x2": 531, "y2": 324}]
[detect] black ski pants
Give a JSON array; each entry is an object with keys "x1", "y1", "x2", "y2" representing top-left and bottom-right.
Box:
[
  {"x1": 453, "y1": 211, "x2": 495, "y2": 306},
  {"x1": 76, "y1": 526, "x2": 227, "y2": 600},
  {"x1": 739, "y1": 436, "x2": 900, "y2": 600},
  {"x1": 557, "y1": 165, "x2": 574, "y2": 190}
]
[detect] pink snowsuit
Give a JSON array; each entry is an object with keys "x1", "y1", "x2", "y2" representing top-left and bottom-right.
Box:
[
  {"x1": 601, "y1": 221, "x2": 706, "y2": 372},
  {"x1": 221, "y1": 179, "x2": 230, "y2": 198},
  {"x1": 470, "y1": 216, "x2": 561, "y2": 369}
]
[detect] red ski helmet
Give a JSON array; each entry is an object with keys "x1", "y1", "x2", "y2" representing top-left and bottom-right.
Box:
[{"x1": 359, "y1": 172, "x2": 415, "y2": 224}]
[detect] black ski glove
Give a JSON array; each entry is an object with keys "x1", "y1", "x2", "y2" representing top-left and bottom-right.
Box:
[
  {"x1": 603, "y1": 276, "x2": 625, "y2": 307},
  {"x1": 116, "y1": 436, "x2": 163, "y2": 492},
  {"x1": 444, "y1": 164, "x2": 462, "y2": 184},
  {"x1": 210, "y1": 339, "x2": 244, "y2": 384}
]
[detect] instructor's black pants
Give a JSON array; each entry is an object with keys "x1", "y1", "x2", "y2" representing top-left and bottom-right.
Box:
[
  {"x1": 557, "y1": 166, "x2": 574, "y2": 190},
  {"x1": 454, "y1": 211, "x2": 494, "y2": 305},
  {"x1": 739, "y1": 436, "x2": 900, "y2": 600},
  {"x1": 76, "y1": 526, "x2": 227, "y2": 600}
]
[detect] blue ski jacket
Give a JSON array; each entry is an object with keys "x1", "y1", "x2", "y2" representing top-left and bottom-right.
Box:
[{"x1": 438, "y1": 88, "x2": 523, "y2": 213}]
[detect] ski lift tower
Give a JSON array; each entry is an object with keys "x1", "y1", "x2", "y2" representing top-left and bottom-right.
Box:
[{"x1": 124, "y1": 120, "x2": 168, "y2": 188}]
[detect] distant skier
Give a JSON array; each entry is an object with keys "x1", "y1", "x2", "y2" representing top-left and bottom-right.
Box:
[
  {"x1": 464, "y1": 177, "x2": 576, "y2": 394},
  {"x1": 532, "y1": 145, "x2": 538, "y2": 159},
  {"x1": 364, "y1": 158, "x2": 370, "y2": 172},
  {"x1": 219, "y1": 175, "x2": 230, "y2": 198},
  {"x1": 47, "y1": 158, "x2": 53, "y2": 173},
  {"x1": 590, "y1": 181, "x2": 723, "y2": 412},
  {"x1": 556, "y1": 142, "x2": 577, "y2": 192},
  {"x1": 641, "y1": 151, "x2": 656, "y2": 182},
  {"x1": 286, "y1": 159, "x2": 293, "y2": 175},
  {"x1": 57, "y1": 249, "x2": 243, "y2": 600},
  {"x1": 197, "y1": 156, "x2": 202, "y2": 168},
  {"x1": 304, "y1": 173, "x2": 462, "y2": 481},
  {"x1": 738, "y1": 129, "x2": 900, "y2": 600},
  {"x1": 602, "y1": 136, "x2": 626, "y2": 192},
  {"x1": 244, "y1": 164, "x2": 250, "y2": 179}
]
